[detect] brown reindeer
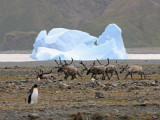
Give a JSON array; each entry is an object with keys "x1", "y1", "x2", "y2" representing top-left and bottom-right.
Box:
[
  {"x1": 55, "y1": 57, "x2": 82, "y2": 80},
  {"x1": 96, "y1": 59, "x2": 119, "y2": 80},
  {"x1": 80, "y1": 59, "x2": 109, "y2": 80},
  {"x1": 120, "y1": 64, "x2": 146, "y2": 79},
  {"x1": 35, "y1": 69, "x2": 56, "y2": 80}
]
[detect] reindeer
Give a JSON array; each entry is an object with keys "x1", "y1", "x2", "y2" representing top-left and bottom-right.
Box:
[
  {"x1": 96, "y1": 59, "x2": 119, "y2": 80},
  {"x1": 120, "y1": 64, "x2": 146, "y2": 79},
  {"x1": 35, "y1": 69, "x2": 56, "y2": 80},
  {"x1": 79, "y1": 59, "x2": 109, "y2": 80},
  {"x1": 55, "y1": 57, "x2": 82, "y2": 80}
]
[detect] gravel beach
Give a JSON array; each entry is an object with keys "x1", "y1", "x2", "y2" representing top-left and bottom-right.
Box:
[{"x1": 0, "y1": 58, "x2": 160, "y2": 119}]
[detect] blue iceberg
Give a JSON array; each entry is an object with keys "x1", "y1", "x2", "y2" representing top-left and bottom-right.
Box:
[{"x1": 31, "y1": 23, "x2": 128, "y2": 60}]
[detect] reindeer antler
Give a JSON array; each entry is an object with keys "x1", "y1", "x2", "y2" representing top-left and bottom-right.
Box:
[
  {"x1": 55, "y1": 57, "x2": 64, "y2": 67},
  {"x1": 79, "y1": 61, "x2": 88, "y2": 70},
  {"x1": 55, "y1": 60, "x2": 60, "y2": 66},
  {"x1": 40, "y1": 69, "x2": 43, "y2": 74},
  {"x1": 92, "y1": 61, "x2": 95, "y2": 67},
  {"x1": 63, "y1": 60, "x2": 68, "y2": 65},
  {"x1": 63, "y1": 58, "x2": 73, "y2": 66},
  {"x1": 105, "y1": 58, "x2": 109, "y2": 66},
  {"x1": 125, "y1": 64, "x2": 129, "y2": 68},
  {"x1": 35, "y1": 70, "x2": 39, "y2": 74},
  {"x1": 121, "y1": 64, "x2": 128, "y2": 72},
  {"x1": 59, "y1": 57, "x2": 64, "y2": 65},
  {"x1": 68, "y1": 58, "x2": 73, "y2": 65},
  {"x1": 96, "y1": 58, "x2": 102, "y2": 65},
  {"x1": 49, "y1": 70, "x2": 52, "y2": 73}
]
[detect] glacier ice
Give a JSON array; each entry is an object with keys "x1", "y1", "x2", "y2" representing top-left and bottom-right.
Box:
[{"x1": 31, "y1": 24, "x2": 128, "y2": 60}]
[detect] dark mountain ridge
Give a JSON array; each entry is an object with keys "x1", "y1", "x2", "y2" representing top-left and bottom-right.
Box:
[{"x1": 0, "y1": 0, "x2": 160, "y2": 50}]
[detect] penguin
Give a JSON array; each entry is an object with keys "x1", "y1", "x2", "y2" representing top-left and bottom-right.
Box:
[{"x1": 27, "y1": 84, "x2": 38, "y2": 104}]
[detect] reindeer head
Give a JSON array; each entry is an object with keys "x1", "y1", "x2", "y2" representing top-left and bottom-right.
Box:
[
  {"x1": 120, "y1": 64, "x2": 129, "y2": 73},
  {"x1": 57, "y1": 64, "x2": 66, "y2": 72},
  {"x1": 80, "y1": 60, "x2": 94, "y2": 75},
  {"x1": 79, "y1": 61, "x2": 88, "y2": 73},
  {"x1": 86, "y1": 61, "x2": 96, "y2": 75},
  {"x1": 35, "y1": 69, "x2": 43, "y2": 80},
  {"x1": 55, "y1": 57, "x2": 73, "y2": 73}
]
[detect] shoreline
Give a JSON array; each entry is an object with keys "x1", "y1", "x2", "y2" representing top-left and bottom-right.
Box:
[
  {"x1": 0, "y1": 58, "x2": 159, "y2": 67},
  {"x1": 0, "y1": 47, "x2": 160, "y2": 54},
  {"x1": 0, "y1": 54, "x2": 159, "y2": 62}
]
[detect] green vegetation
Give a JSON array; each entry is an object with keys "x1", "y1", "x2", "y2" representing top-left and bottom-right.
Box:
[
  {"x1": 119, "y1": 115, "x2": 133, "y2": 120},
  {"x1": 0, "y1": 0, "x2": 160, "y2": 50}
]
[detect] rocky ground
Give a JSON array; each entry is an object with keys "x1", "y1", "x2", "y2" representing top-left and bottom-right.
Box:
[{"x1": 0, "y1": 60, "x2": 160, "y2": 120}]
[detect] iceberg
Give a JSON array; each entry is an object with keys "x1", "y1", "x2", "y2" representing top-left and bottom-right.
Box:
[{"x1": 31, "y1": 23, "x2": 128, "y2": 60}]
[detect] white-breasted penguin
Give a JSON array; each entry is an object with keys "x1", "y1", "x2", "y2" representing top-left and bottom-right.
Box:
[{"x1": 28, "y1": 84, "x2": 38, "y2": 104}]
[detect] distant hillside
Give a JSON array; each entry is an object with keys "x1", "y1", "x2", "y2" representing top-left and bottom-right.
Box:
[{"x1": 0, "y1": 0, "x2": 160, "y2": 50}]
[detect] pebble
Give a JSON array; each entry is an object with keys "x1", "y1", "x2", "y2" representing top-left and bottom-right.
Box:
[
  {"x1": 112, "y1": 83, "x2": 118, "y2": 87},
  {"x1": 28, "y1": 113, "x2": 39, "y2": 119},
  {"x1": 151, "y1": 81, "x2": 156, "y2": 86},
  {"x1": 95, "y1": 92, "x2": 104, "y2": 98},
  {"x1": 19, "y1": 86, "x2": 25, "y2": 90},
  {"x1": 89, "y1": 82, "x2": 97, "y2": 88},
  {"x1": 20, "y1": 80, "x2": 27, "y2": 83}
]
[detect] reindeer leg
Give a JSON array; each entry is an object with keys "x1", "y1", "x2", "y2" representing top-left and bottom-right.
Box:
[
  {"x1": 77, "y1": 72, "x2": 82, "y2": 79},
  {"x1": 124, "y1": 72, "x2": 130, "y2": 79},
  {"x1": 71, "y1": 75, "x2": 74, "y2": 80},
  {"x1": 139, "y1": 72, "x2": 142, "y2": 79},
  {"x1": 137, "y1": 72, "x2": 142, "y2": 79},
  {"x1": 74, "y1": 74, "x2": 78, "y2": 80},
  {"x1": 130, "y1": 73, "x2": 133, "y2": 79},
  {"x1": 94, "y1": 74, "x2": 98, "y2": 80},
  {"x1": 141, "y1": 72, "x2": 146, "y2": 79},
  {"x1": 64, "y1": 75, "x2": 68, "y2": 80},
  {"x1": 105, "y1": 71, "x2": 110, "y2": 80},
  {"x1": 115, "y1": 71, "x2": 119, "y2": 80},
  {"x1": 91, "y1": 74, "x2": 94, "y2": 79},
  {"x1": 106, "y1": 73, "x2": 110, "y2": 80},
  {"x1": 143, "y1": 72, "x2": 146, "y2": 79},
  {"x1": 102, "y1": 73, "x2": 105, "y2": 80},
  {"x1": 109, "y1": 73, "x2": 113, "y2": 80},
  {"x1": 72, "y1": 74, "x2": 77, "y2": 80}
]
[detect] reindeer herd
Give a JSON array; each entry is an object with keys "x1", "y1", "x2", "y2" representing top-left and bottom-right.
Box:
[{"x1": 35, "y1": 57, "x2": 146, "y2": 81}]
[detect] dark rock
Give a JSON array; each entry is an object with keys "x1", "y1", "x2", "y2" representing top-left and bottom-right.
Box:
[
  {"x1": 95, "y1": 92, "x2": 104, "y2": 98},
  {"x1": 121, "y1": 84, "x2": 127, "y2": 89},
  {"x1": 67, "y1": 86, "x2": 72, "y2": 89},
  {"x1": 101, "y1": 84, "x2": 109, "y2": 91},
  {"x1": 89, "y1": 82, "x2": 97, "y2": 88},
  {"x1": 28, "y1": 113, "x2": 39, "y2": 119},
  {"x1": 77, "y1": 82, "x2": 82, "y2": 85}
]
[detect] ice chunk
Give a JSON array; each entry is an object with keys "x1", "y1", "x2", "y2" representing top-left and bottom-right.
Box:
[
  {"x1": 97, "y1": 24, "x2": 125, "y2": 50},
  {"x1": 30, "y1": 30, "x2": 47, "y2": 59},
  {"x1": 31, "y1": 23, "x2": 128, "y2": 60}
]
